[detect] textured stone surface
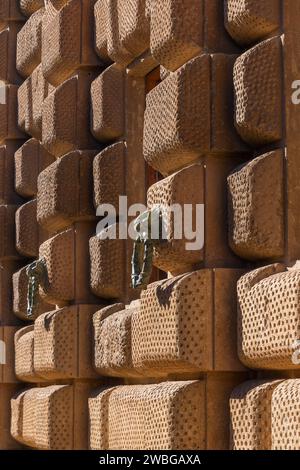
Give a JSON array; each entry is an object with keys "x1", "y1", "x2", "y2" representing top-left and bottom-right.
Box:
[
  {"x1": 19, "y1": 0, "x2": 44, "y2": 16},
  {"x1": 0, "y1": 142, "x2": 23, "y2": 204},
  {"x1": 14, "y1": 326, "x2": 41, "y2": 382},
  {"x1": 42, "y1": 71, "x2": 97, "y2": 157},
  {"x1": 15, "y1": 199, "x2": 39, "y2": 258},
  {"x1": 0, "y1": 260, "x2": 23, "y2": 325},
  {"x1": 0, "y1": 22, "x2": 22, "y2": 84},
  {"x1": 91, "y1": 65, "x2": 124, "y2": 142},
  {"x1": 37, "y1": 150, "x2": 96, "y2": 233},
  {"x1": 147, "y1": 164, "x2": 204, "y2": 274},
  {"x1": 237, "y1": 264, "x2": 300, "y2": 369},
  {"x1": 271, "y1": 380, "x2": 300, "y2": 450},
  {"x1": 89, "y1": 381, "x2": 204, "y2": 450},
  {"x1": 0, "y1": 384, "x2": 22, "y2": 449},
  {"x1": 13, "y1": 263, "x2": 51, "y2": 321},
  {"x1": 93, "y1": 142, "x2": 126, "y2": 211},
  {"x1": 18, "y1": 64, "x2": 54, "y2": 140},
  {"x1": 0, "y1": 205, "x2": 21, "y2": 260},
  {"x1": 0, "y1": 84, "x2": 26, "y2": 143},
  {"x1": 225, "y1": 0, "x2": 280, "y2": 45},
  {"x1": 14, "y1": 138, "x2": 54, "y2": 198},
  {"x1": 89, "y1": 226, "x2": 125, "y2": 299},
  {"x1": 228, "y1": 150, "x2": 284, "y2": 260},
  {"x1": 16, "y1": 7, "x2": 44, "y2": 77},
  {"x1": 0, "y1": 1, "x2": 24, "y2": 25},
  {"x1": 234, "y1": 37, "x2": 282, "y2": 146},
  {"x1": 42, "y1": 0, "x2": 99, "y2": 86}
]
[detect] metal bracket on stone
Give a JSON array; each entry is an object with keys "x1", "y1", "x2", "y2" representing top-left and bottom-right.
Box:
[{"x1": 26, "y1": 258, "x2": 48, "y2": 318}]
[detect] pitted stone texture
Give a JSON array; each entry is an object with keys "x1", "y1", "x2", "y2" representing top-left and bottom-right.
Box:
[
  {"x1": 11, "y1": 385, "x2": 73, "y2": 449},
  {"x1": 13, "y1": 263, "x2": 51, "y2": 321},
  {"x1": 272, "y1": 380, "x2": 300, "y2": 450},
  {"x1": 234, "y1": 37, "x2": 282, "y2": 146},
  {"x1": 225, "y1": 0, "x2": 280, "y2": 46},
  {"x1": 0, "y1": 205, "x2": 21, "y2": 260},
  {"x1": 237, "y1": 264, "x2": 300, "y2": 370},
  {"x1": 37, "y1": 150, "x2": 96, "y2": 233},
  {"x1": 228, "y1": 150, "x2": 284, "y2": 260},
  {"x1": 14, "y1": 326, "x2": 41, "y2": 382},
  {"x1": 42, "y1": 71, "x2": 97, "y2": 158},
  {"x1": 230, "y1": 380, "x2": 282, "y2": 450},
  {"x1": 0, "y1": 384, "x2": 22, "y2": 449},
  {"x1": 0, "y1": 142, "x2": 23, "y2": 204},
  {"x1": 39, "y1": 228, "x2": 74, "y2": 305},
  {"x1": 144, "y1": 56, "x2": 209, "y2": 176},
  {"x1": 0, "y1": 260, "x2": 23, "y2": 325},
  {"x1": 15, "y1": 138, "x2": 54, "y2": 199},
  {"x1": 89, "y1": 381, "x2": 204, "y2": 450},
  {"x1": 93, "y1": 142, "x2": 125, "y2": 211},
  {"x1": 42, "y1": 0, "x2": 99, "y2": 87},
  {"x1": 147, "y1": 164, "x2": 203, "y2": 274},
  {"x1": 15, "y1": 199, "x2": 39, "y2": 258},
  {"x1": 94, "y1": 0, "x2": 111, "y2": 62},
  {"x1": 0, "y1": 23, "x2": 22, "y2": 84},
  {"x1": 19, "y1": 0, "x2": 44, "y2": 16},
  {"x1": 18, "y1": 64, "x2": 54, "y2": 140},
  {"x1": 91, "y1": 65, "x2": 124, "y2": 142},
  {"x1": 93, "y1": 303, "x2": 141, "y2": 378},
  {"x1": 0, "y1": 84, "x2": 26, "y2": 143},
  {"x1": 150, "y1": 0, "x2": 203, "y2": 71},
  {"x1": 16, "y1": 7, "x2": 44, "y2": 78},
  {"x1": 90, "y1": 225, "x2": 125, "y2": 299}
]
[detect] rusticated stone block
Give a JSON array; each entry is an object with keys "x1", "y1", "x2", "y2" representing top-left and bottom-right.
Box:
[
  {"x1": 11, "y1": 385, "x2": 73, "y2": 449},
  {"x1": 16, "y1": 7, "x2": 44, "y2": 78},
  {"x1": 272, "y1": 380, "x2": 300, "y2": 450},
  {"x1": 0, "y1": 142, "x2": 23, "y2": 204},
  {"x1": 237, "y1": 263, "x2": 300, "y2": 370},
  {"x1": 147, "y1": 164, "x2": 203, "y2": 274},
  {"x1": 39, "y1": 228, "x2": 74, "y2": 305},
  {"x1": 93, "y1": 303, "x2": 142, "y2": 378},
  {"x1": 42, "y1": 0, "x2": 99, "y2": 87},
  {"x1": 37, "y1": 150, "x2": 96, "y2": 233},
  {"x1": 13, "y1": 263, "x2": 51, "y2": 321},
  {"x1": 91, "y1": 65, "x2": 124, "y2": 142},
  {"x1": 18, "y1": 64, "x2": 54, "y2": 140},
  {"x1": 144, "y1": 54, "x2": 245, "y2": 176},
  {"x1": 42, "y1": 71, "x2": 97, "y2": 158},
  {"x1": 93, "y1": 142, "x2": 125, "y2": 211},
  {"x1": 0, "y1": 84, "x2": 26, "y2": 143},
  {"x1": 34, "y1": 305, "x2": 100, "y2": 380},
  {"x1": 228, "y1": 150, "x2": 284, "y2": 260},
  {"x1": 0, "y1": 384, "x2": 22, "y2": 449},
  {"x1": 0, "y1": 205, "x2": 22, "y2": 260},
  {"x1": 15, "y1": 199, "x2": 40, "y2": 258},
  {"x1": 14, "y1": 138, "x2": 54, "y2": 199},
  {"x1": 150, "y1": 0, "x2": 203, "y2": 71},
  {"x1": 230, "y1": 380, "x2": 282, "y2": 450},
  {"x1": 89, "y1": 225, "x2": 125, "y2": 299},
  {"x1": 94, "y1": 0, "x2": 111, "y2": 63},
  {"x1": 0, "y1": 23, "x2": 22, "y2": 84},
  {"x1": 234, "y1": 36, "x2": 282, "y2": 146},
  {"x1": 225, "y1": 0, "x2": 280, "y2": 46},
  {"x1": 14, "y1": 326, "x2": 42, "y2": 382},
  {"x1": 89, "y1": 381, "x2": 204, "y2": 450},
  {"x1": 0, "y1": 260, "x2": 23, "y2": 325}
]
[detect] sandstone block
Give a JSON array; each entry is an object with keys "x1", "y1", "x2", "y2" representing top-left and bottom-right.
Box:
[
  {"x1": 0, "y1": 84, "x2": 26, "y2": 143},
  {"x1": 0, "y1": 141, "x2": 23, "y2": 204},
  {"x1": 16, "y1": 7, "x2": 43, "y2": 77}
]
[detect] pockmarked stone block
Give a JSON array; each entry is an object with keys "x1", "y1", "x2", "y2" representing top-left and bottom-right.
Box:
[
  {"x1": 42, "y1": 71, "x2": 98, "y2": 158},
  {"x1": 0, "y1": 84, "x2": 26, "y2": 143},
  {"x1": 16, "y1": 7, "x2": 44, "y2": 78},
  {"x1": 0, "y1": 205, "x2": 22, "y2": 261},
  {"x1": 93, "y1": 141, "x2": 126, "y2": 211},
  {"x1": 15, "y1": 199, "x2": 40, "y2": 258},
  {"x1": 0, "y1": 384, "x2": 22, "y2": 449},
  {"x1": 14, "y1": 138, "x2": 54, "y2": 199},
  {"x1": 271, "y1": 380, "x2": 300, "y2": 450},
  {"x1": 89, "y1": 381, "x2": 204, "y2": 450},
  {"x1": 147, "y1": 164, "x2": 204, "y2": 274},
  {"x1": 237, "y1": 263, "x2": 300, "y2": 370},
  {"x1": 42, "y1": 0, "x2": 99, "y2": 86},
  {"x1": 228, "y1": 150, "x2": 284, "y2": 260},
  {"x1": 37, "y1": 150, "x2": 96, "y2": 233},
  {"x1": 230, "y1": 380, "x2": 283, "y2": 450},
  {"x1": 0, "y1": 23, "x2": 22, "y2": 84},
  {"x1": 91, "y1": 65, "x2": 124, "y2": 143},
  {"x1": 234, "y1": 36, "x2": 282, "y2": 146},
  {"x1": 0, "y1": 260, "x2": 23, "y2": 325},
  {"x1": 93, "y1": 303, "x2": 141, "y2": 378},
  {"x1": 225, "y1": 0, "x2": 280, "y2": 46},
  {"x1": 11, "y1": 385, "x2": 73, "y2": 449},
  {"x1": 0, "y1": 142, "x2": 23, "y2": 204},
  {"x1": 89, "y1": 224, "x2": 125, "y2": 299},
  {"x1": 14, "y1": 326, "x2": 42, "y2": 382},
  {"x1": 13, "y1": 263, "x2": 51, "y2": 321},
  {"x1": 18, "y1": 64, "x2": 54, "y2": 140}
]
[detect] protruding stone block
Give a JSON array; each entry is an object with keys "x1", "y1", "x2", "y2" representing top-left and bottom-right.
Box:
[
  {"x1": 0, "y1": 84, "x2": 26, "y2": 143},
  {"x1": 0, "y1": 23, "x2": 22, "y2": 84},
  {"x1": 16, "y1": 7, "x2": 44, "y2": 77},
  {"x1": 15, "y1": 199, "x2": 40, "y2": 258}
]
